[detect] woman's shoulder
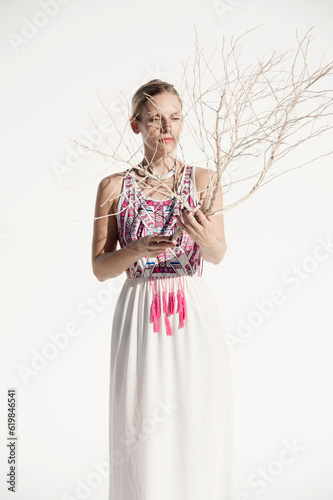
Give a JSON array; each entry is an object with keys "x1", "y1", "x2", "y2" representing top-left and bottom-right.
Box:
[
  {"x1": 192, "y1": 165, "x2": 212, "y2": 185},
  {"x1": 192, "y1": 165, "x2": 210, "y2": 175},
  {"x1": 98, "y1": 168, "x2": 130, "y2": 190},
  {"x1": 96, "y1": 168, "x2": 130, "y2": 211}
]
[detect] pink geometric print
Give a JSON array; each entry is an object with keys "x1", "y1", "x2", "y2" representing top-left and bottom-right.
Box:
[{"x1": 116, "y1": 165, "x2": 204, "y2": 279}]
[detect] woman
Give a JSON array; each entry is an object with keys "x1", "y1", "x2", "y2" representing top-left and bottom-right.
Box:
[{"x1": 91, "y1": 79, "x2": 234, "y2": 500}]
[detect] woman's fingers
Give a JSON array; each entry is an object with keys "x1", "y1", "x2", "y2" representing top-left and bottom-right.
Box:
[
  {"x1": 192, "y1": 208, "x2": 211, "y2": 225},
  {"x1": 176, "y1": 210, "x2": 198, "y2": 233},
  {"x1": 150, "y1": 234, "x2": 175, "y2": 243},
  {"x1": 179, "y1": 208, "x2": 210, "y2": 229},
  {"x1": 186, "y1": 208, "x2": 208, "y2": 225},
  {"x1": 148, "y1": 234, "x2": 178, "y2": 248},
  {"x1": 182, "y1": 210, "x2": 197, "y2": 231}
]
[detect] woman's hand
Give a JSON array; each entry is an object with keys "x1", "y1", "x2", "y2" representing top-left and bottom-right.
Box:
[
  {"x1": 176, "y1": 208, "x2": 227, "y2": 264},
  {"x1": 129, "y1": 233, "x2": 179, "y2": 259},
  {"x1": 176, "y1": 208, "x2": 215, "y2": 248}
]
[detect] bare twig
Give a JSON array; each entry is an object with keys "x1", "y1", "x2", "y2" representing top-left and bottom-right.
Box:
[{"x1": 70, "y1": 28, "x2": 333, "y2": 226}]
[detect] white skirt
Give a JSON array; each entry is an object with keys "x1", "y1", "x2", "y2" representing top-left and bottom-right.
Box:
[{"x1": 109, "y1": 275, "x2": 234, "y2": 500}]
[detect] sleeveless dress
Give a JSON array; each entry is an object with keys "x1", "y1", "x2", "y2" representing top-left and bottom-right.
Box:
[{"x1": 109, "y1": 164, "x2": 234, "y2": 500}]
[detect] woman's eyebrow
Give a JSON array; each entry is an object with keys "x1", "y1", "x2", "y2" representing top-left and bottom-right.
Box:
[{"x1": 147, "y1": 111, "x2": 181, "y2": 116}]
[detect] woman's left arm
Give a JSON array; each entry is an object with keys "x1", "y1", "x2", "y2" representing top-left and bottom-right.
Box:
[{"x1": 176, "y1": 168, "x2": 227, "y2": 265}]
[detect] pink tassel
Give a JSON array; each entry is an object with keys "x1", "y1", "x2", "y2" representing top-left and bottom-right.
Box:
[
  {"x1": 168, "y1": 291, "x2": 176, "y2": 315},
  {"x1": 153, "y1": 320, "x2": 159, "y2": 333},
  {"x1": 182, "y1": 292, "x2": 187, "y2": 322},
  {"x1": 151, "y1": 300, "x2": 159, "y2": 332},
  {"x1": 150, "y1": 289, "x2": 155, "y2": 323},
  {"x1": 155, "y1": 291, "x2": 161, "y2": 319},
  {"x1": 178, "y1": 277, "x2": 187, "y2": 329},
  {"x1": 177, "y1": 288, "x2": 183, "y2": 314},
  {"x1": 179, "y1": 296, "x2": 185, "y2": 328},
  {"x1": 162, "y1": 290, "x2": 167, "y2": 313},
  {"x1": 164, "y1": 314, "x2": 173, "y2": 336},
  {"x1": 150, "y1": 279, "x2": 159, "y2": 333}
]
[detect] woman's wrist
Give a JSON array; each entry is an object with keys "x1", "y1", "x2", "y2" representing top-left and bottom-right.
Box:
[
  {"x1": 199, "y1": 237, "x2": 227, "y2": 264},
  {"x1": 126, "y1": 240, "x2": 145, "y2": 260}
]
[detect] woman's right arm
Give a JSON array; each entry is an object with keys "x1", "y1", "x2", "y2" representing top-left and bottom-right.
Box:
[{"x1": 91, "y1": 173, "x2": 177, "y2": 281}]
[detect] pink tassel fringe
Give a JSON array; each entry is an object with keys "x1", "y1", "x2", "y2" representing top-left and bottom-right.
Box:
[{"x1": 151, "y1": 276, "x2": 187, "y2": 334}]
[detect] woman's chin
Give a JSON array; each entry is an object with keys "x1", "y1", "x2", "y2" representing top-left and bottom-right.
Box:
[{"x1": 158, "y1": 140, "x2": 177, "y2": 151}]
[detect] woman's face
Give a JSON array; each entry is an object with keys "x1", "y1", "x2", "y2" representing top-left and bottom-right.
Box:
[{"x1": 131, "y1": 92, "x2": 184, "y2": 156}]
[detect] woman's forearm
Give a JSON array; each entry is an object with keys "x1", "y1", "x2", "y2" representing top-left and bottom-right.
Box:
[
  {"x1": 93, "y1": 243, "x2": 144, "y2": 281},
  {"x1": 93, "y1": 235, "x2": 227, "y2": 281},
  {"x1": 200, "y1": 237, "x2": 227, "y2": 265}
]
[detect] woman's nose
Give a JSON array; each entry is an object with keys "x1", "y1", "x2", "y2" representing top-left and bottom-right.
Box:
[{"x1": 160, "y1": 118, "x2": 171, "y2": 131}]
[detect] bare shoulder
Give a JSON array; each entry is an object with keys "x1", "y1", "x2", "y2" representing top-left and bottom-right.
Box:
[
  {"x1": 96, "y1": 169, "x2": 128, "y2": 213},
  {"x1": 193, "y1": 165, "x2": 219, "y2": 193},
  {"x1": 193, "y1": 166, "x2": 215, "y2": 184},
  {"x1": 192, "y1": 165, "x2": 223, "y2": 211}
]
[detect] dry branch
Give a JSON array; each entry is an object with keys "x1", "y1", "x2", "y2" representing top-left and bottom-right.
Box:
[{"x1": 69, "y1": 27, "x2": 333, "y2": 222}]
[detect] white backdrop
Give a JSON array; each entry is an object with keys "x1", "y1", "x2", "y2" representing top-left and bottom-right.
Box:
[{"x1": 1, "y1": 1, "x2": 333, "y2": 499}]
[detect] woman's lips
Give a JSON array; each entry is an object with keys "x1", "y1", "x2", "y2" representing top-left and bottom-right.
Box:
[{"x1": 159, "y1": 138, "x2": 173, "y2": 143}]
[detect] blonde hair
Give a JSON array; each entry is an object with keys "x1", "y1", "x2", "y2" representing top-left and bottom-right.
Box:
[{"x1": 131, "y1": 79, "x2": 182, "y2": 122}]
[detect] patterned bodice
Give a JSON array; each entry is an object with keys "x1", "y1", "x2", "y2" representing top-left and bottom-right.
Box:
[{"x1": 116, "y1": 164, "x2": 204, "y2": 279}]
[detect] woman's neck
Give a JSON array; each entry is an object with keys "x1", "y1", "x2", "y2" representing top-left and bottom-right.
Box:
[{"x1": 141, "y1": 153, "x2": 176, "y2": 175}]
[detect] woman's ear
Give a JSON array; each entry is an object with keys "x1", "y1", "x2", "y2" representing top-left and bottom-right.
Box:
[{"x1": 130, "y1": 117, "x2": 140, "y2": 134}]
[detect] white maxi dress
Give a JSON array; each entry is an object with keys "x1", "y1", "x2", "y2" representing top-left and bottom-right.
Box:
[{"x1": 108, "y1": 164, "x2": 234, "y2": 500}]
